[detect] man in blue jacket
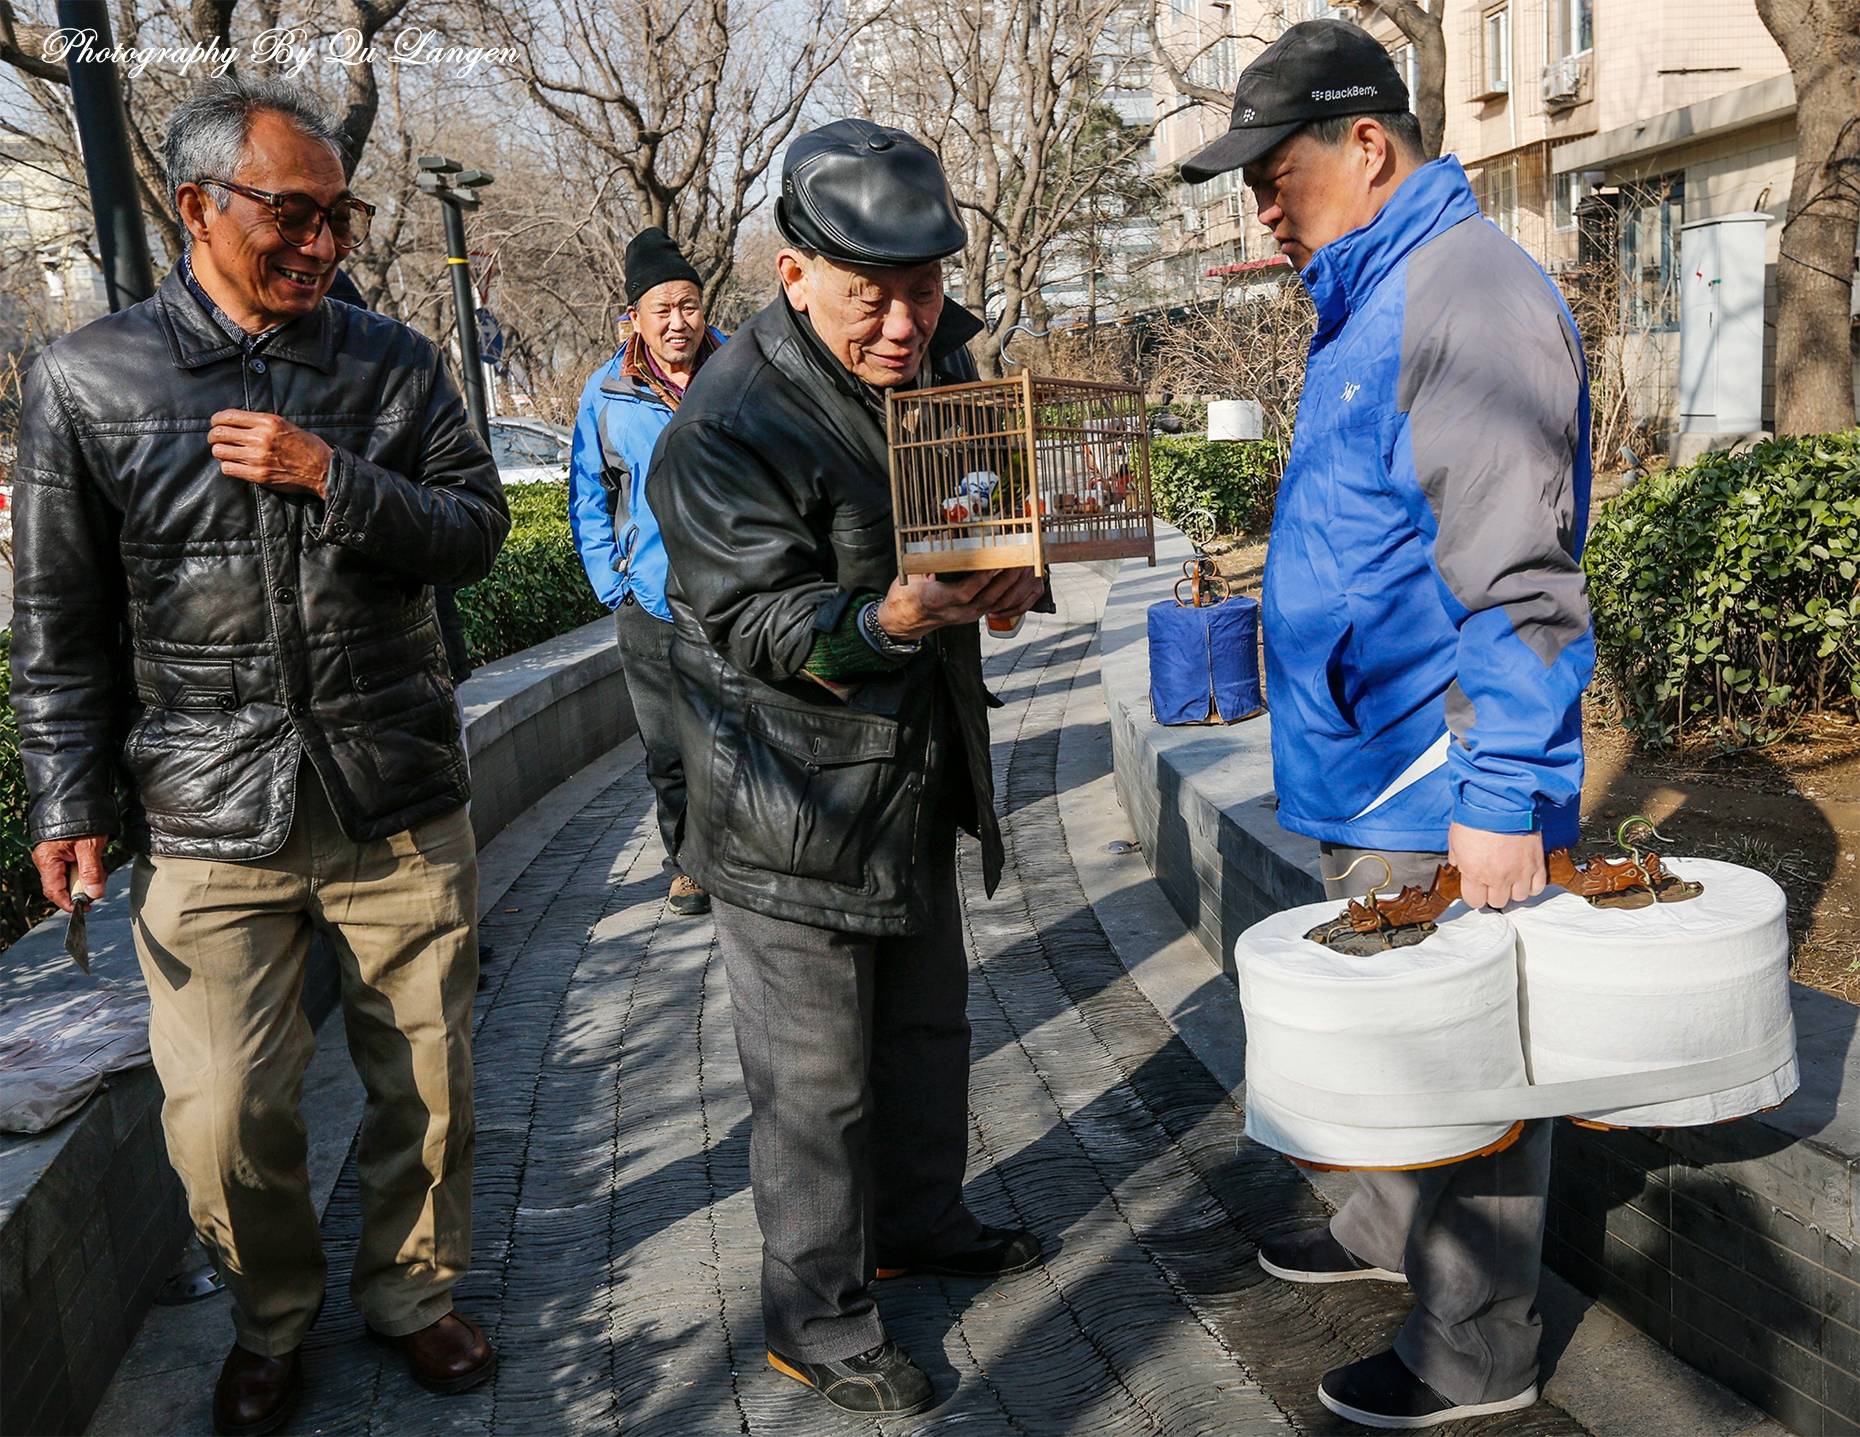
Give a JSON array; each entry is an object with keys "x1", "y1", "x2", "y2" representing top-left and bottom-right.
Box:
[
  {"x1": 570, "y1": 229, "x2": 725, "y2": 915},
  {"x1": 1183, "y1": 20, "x2": 1593, "y2": 1430}
]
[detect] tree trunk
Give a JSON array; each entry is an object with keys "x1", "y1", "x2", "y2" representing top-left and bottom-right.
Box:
[
  {"x1": 1361, "y1": 1, "x2": 1447, "y2": 160},
  {"x1": 1757, "y1": 0, "x2": 1860, "y2": 435},
  {"x1": 1411, "y1": 15, "x2": 1446, "y2": 160}
]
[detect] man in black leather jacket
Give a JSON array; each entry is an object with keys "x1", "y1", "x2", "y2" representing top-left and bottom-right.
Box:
[
  {"x1": 649, "y1": 119, "x2": 1047, "y2": 1418},
  {"x1": 10, "y1": 77, "x2": 507, "y2": 1434}
]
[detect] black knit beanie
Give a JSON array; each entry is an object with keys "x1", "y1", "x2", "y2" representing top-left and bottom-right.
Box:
[{"x1": 624, "y1": 228, "x2": 702, "y2": 307}]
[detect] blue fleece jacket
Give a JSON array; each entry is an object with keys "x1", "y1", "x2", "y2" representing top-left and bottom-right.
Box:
[
  {"x1": 1264, "y1": 157, "x2": 1594, "y2": 851},
  {"x1": 569, "y1": 329, "x2": 726, "y2": 621}
]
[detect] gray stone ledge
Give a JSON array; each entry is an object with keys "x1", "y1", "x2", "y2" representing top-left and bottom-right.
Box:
[
  {"x1": 1102, "y1": 528, "x2": 1860, "y2": 1434},
  {"x1": 0, "y1": 614, "x2": 632, "y2": 1437}
]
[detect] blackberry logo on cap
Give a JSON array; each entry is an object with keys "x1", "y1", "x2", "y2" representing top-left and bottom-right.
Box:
[{"x1": 1179, "y1": 18, "x2": 1410, "y2": 184}]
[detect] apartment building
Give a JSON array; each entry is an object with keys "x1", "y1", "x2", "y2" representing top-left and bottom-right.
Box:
[{"x1": 1152, "y1": 1, "x2": 1804, "y2": 429}]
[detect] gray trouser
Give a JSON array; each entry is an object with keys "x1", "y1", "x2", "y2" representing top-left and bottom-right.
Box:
[
  {"x1": 1318, "y1": 843, "x2": 1550, "y2": 1405},
  {"x1": 710, "y1": 818, "x2": 980, "y2": 1361},
  {"x1": 614, "y1": 602, "x2": 687, "y2": 875}
]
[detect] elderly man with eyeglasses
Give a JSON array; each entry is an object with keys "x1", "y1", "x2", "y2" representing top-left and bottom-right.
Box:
[{"x1": 9, "y1": 75, "x2": 508, "y2": 1435}]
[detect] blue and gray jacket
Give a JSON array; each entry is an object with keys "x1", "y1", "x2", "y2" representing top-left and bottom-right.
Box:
[
  {"x1": 569, "y1": 329, "x2": 726, "y2": 621},
  {"x1": 1264, "y1": 156, "x2": 1594, "y2": 852}
]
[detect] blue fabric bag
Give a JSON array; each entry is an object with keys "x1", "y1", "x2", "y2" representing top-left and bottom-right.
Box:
[{"x1": 1147, "y1": 595, "x2": 1264, "y2": 725}]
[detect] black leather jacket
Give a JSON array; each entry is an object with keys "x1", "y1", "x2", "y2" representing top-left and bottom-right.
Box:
[
  {"x1": 649, "y1": 295, "x2": 1000, "y2": 936},
  {"x1": 9, "y1": 265, "x2": 509, "y2": 859}
]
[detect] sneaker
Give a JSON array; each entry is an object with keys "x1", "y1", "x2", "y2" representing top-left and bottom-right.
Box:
[
  {"x1": 767, "y1": 1341, "x2": 934, "y2": 1415},
  {"x1": 875, "y1": 1224, "x2": 1044, "y2": 1280},
  {"x1": 1257, "y1": 1226, "x2": 1405, "y2": 1285},
  {"x1": 668, "y1": 875, "x2": 711, "y2": 916},
  {"x1": 1319, "y1": 1349, "x2": 1538, "y2": 1430}
]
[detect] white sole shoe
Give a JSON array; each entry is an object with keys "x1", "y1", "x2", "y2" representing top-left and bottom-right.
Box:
[
  {"x1": 1318, "y1": 1382, "x2": 1540, "y2": 1429},
  {"x1": 1257, "y1": 1251, "x2": 1406, "y2": 1285}
]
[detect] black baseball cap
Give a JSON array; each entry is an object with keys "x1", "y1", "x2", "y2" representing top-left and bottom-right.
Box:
[{"x1": 1179, "y1": 19, "x2": 1410, "y2": 183}]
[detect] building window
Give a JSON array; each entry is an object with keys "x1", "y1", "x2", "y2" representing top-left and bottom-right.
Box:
[
  {"x1": 1553, "y1": 171, "x2": 1593, "y2": 231},
  {"x1": 1619, "y1": 176, "x2": 1684, "y2": 332},
  {"x1": 1480, "y1": 159, "x2": 1519, "y2": 239},
  {"x1": 1390, "y1": 42, "x2": 1422, "y2": 100},
  {"x1": 1170, "y1": 0, "x2": 1194, "y2": 16},
  {"x1": 1481, "y1": 6, "x2": 1510, "y2": 95},
  {"x1": 1550, "y1": 0, "x2": 1593, "y2": 60}
]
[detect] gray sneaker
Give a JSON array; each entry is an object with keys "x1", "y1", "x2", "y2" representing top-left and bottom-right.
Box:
[{"x1": 767, "y1": 1341, "x2": 934, "y2": 1415}]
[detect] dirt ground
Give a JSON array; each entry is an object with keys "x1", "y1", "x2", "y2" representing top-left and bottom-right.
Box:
[{"x1": 1208, "y1": 537, "x2": 1860, "y2": 1005}]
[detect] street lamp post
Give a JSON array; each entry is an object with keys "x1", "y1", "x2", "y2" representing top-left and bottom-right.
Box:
[
  {"x1": 415, "y1": 156, "x2": 494, "y2": 445},
  {"x1": 56, "y1": 0, "x2": 154, "y2": 311}
]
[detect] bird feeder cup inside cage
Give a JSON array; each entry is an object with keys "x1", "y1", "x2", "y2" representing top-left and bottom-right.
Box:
[{"x1": 886, "y1": 373, "x2": 1158, "y2": 579}]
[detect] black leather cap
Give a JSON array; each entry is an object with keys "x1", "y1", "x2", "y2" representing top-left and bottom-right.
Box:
[
  {"x1": 775, "y1": 119, "x2": 966, "y2": 267},
  {"x1": 1180, "y1": 19, "x2": 1409, "y2": 183}
]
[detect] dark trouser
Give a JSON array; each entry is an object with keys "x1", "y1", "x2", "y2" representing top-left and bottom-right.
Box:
[
  {"x1": 1317, "y1": 842, "x2": 1550, "y2": 1406},
  {"x1": 614, "y1": 601, "x2": 688, "y2": 875},
  {"x1": 710, "y1": 817, "x2": 981, "y2": 1361}
]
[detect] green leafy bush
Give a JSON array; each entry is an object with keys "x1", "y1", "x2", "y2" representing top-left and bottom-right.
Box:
[
  {"x1": 1148, "y1": 436, "x2": 1281, "y2": 537},
  {"x1": 1586, "y1": 430, "x2": 1860, "y2": 746},
  {"x1": 0, "y1": 632, "x2": 44, "y2": 944},
  {"x1": 456, "y1": 481, "x2": 606, "y2": 665}
]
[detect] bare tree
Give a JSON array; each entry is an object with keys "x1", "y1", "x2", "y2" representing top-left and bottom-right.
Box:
[
  {"x1": 1150, "y1": 269, "x2": 1312, "y2": 456},
  {"x1": 2, "y1": 0, "x2": 440, "y2": 262},
  {"x1": 870, "y1": 0, "x2": 1184, "y2": 376},
  {"x1": 1353, "y1": 2, "x2": 1444, "y2": 160},
  {"x1": 459, "y1": 0, "x2": 874, "y2": 312},
  {"x1": 1756, "y1": 0, "x2": 1860, "y2": 435}
]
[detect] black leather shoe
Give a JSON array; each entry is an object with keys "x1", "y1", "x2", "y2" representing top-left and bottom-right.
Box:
[
  {"x1": 213, "y1": 1344, "x2": 301, "y2": 1436},
  {"x1": 1257, "y1": 1226, "x2": 1405, "y2": 1285},
  {"x1": 875, "y1": 1224, "x2": 1043, "y2": 1280},
  {"x1": 767, "y1": 1341, "x2": 934, "y2": 1415},
  {"x1": 1319, "y1": 1349, "x2": 1538, "y2": 1429}
]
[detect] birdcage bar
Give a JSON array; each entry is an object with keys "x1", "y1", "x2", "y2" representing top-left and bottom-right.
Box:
[{"x1": 888, "y1": 373, "x2": 1156, "y2": 580}]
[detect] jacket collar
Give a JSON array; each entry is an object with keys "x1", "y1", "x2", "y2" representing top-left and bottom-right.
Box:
[
  {"x1": 1300, "y1": 156, "x2": 1480, "y2": 340},
  {"x1": 156, "y1": 262, "x2": 340, "y2": 373},
  {"x1": 602, "y1": 326, "x2": 726, "y2": 409}
]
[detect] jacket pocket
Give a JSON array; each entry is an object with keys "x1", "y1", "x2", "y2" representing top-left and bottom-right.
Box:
[
  {"x1": 133, "y1": 656, "x2": 238, "y2": 712},
  {"x1": 724, "y1": 703, "x2": 903, "y2": 891},
  {"x1": 126, "y1": 658, "x2": 238, "y2": 817}
]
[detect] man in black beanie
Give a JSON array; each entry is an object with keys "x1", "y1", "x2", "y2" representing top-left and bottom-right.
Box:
[{"x1": 569, "y1": 228, "x2": 724, "y2": 915}]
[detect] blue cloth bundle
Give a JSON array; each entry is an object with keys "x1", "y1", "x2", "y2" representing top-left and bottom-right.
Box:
[{"x1": 1147, "y1": 595, "x2": 1264, "y2": 725}]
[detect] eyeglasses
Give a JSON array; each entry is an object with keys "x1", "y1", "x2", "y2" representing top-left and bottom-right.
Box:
[{"x1": 200, "y1": 177, "x2": 376, "y2": 252}]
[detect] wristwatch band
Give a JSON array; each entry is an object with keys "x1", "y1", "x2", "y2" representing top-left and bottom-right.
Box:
[{"x1": 859, "y1": 601, "x2": 922, "y2": 659}]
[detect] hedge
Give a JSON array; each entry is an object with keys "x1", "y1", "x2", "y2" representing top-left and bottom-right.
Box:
[
  {"x1": 456, "y1": 481, "x2": 605, "y2": 665},
  {"x1": 0, "y1": 482, "x2": 601, "y2": 950},
  {"x1": 1148, "y1": 436, "x2": 1281, "y2": 538},
  {"x1": 1586, "y1": 429, "x2": 1860, "y2": 746},
  {"x1": 0, "y1": 633, "x2": 42, "y2": 945}
]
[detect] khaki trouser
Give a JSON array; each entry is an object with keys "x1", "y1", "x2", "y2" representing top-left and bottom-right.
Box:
[{"x1": 130, "y1": 767, "x2": 479, "y2": 1356}]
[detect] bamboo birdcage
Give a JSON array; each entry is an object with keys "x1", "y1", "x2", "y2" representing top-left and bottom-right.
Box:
[{"x1": 886, "y1": 373, "x2": 1158, "y2": 578}]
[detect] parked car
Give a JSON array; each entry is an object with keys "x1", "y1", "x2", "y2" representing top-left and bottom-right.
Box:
[{"x1": 488, "y1": 417, "x2": 570, "y2": 486}]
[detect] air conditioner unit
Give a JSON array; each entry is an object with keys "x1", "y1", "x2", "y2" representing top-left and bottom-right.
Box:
[{"x1": 1542, "y1": 54, "x2": 1585, "y2": 108}]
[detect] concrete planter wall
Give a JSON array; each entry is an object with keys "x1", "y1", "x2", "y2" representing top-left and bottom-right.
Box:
[
  {"x1": 1102, "y1": 530, "x2": 1860, "y2": 1437},
  {"x1": 0, "y1": 617, "x2": 631, "y2": 1437}
]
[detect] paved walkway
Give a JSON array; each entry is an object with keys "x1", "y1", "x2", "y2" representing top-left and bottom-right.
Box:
[{"x1": 96, "y1": 571, "x2": 1595, "y2": 1435}]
